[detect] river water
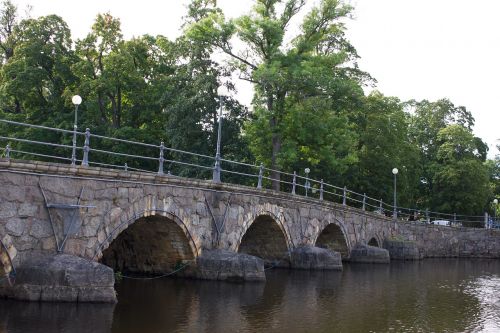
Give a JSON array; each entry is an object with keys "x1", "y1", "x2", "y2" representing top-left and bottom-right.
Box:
[{"x1": 1, "y1": 259, "x2": 500, "y2": 333}]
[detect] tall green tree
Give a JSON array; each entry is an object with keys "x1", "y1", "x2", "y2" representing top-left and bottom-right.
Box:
[
  {"x1": 73, "y1": 13, "x2": 125, "y2": 130},
  {"x1": 0, "y1": 14, "x2": 76, "y2": 123},
  {"x1": 0, "y1": 0, "x2": 17, "y2": 62},
  {"x1": 408, "y1": 99, "x2": 478, "y2": 208},
  {"x1": 430, "y1": 124, "x2": 490, "y2": 215},
  {"x1": 0, "y1": 0, "x2": 21, "y2": 114},
  {"x1": 351, "y1": 91, "x2": 420, "y2": 208},
  {"x1": 186, "y1": 0, "x2": 368, "y2": 189}
]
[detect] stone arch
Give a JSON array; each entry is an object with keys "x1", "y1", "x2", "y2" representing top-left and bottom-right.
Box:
[
  {"x1": 237, "y1": 213, "x2": 290, "y2": 267},
  {"x1": 93, "y1": 195, "x2": 200, "y2": 261},
  {"x1": 99, "y1": 212, "x2": 196, "y2": 275},
  {"x1": 315, "y1": 222, "x2": 350, "y2": 260},
  {"x1": 368, "y1": 236, "x2": 380, "y2": 247}
]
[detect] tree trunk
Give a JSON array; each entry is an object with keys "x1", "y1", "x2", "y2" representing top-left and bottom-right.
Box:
[
  {"x1": 267, "y1": 92, "x2": 281, "y2": 191},
  {"x1": 116, "y1": 86, "x2": 121, "y2": 128},
  {"x1": 97, "y1": 92, "x2": 107, "y2": 124},
  {"x1": 14, "y1": 98, "x2": 21, "y2": 114},
  {"x1": 109, "y1": 93, "x2": 118, "y2": 129},
  {"x1": 270, "y1": 122, "x2": 282, "y2": 191}
]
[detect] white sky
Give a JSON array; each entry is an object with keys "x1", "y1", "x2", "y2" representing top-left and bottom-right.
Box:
[{"x1": 10, "y1": 0, "x2": 500, "y2": 157}]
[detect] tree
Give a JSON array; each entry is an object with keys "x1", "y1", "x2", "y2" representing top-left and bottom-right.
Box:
[
  {"x1": 409, "y1": 98, "x2": 475, "y2": 159},
  {"x1": 430, "y1": 125, "x2": 490, "y2": 215},
  {"x1": 408, "y1": 99, "x2": 478, "y2": 208},
  {"x1": 0, "y1": 14, "x2": 76, "y2": 121},
  {"x1": 158, "y1": 7, "x2": 251, "y2": 179},
  {"x1": 351, "y1": 91, "x2": 420, "y2": 208},
  {"x1": 0, "y1": 0, "x2": 18, "y2": 62},
  {"x1": 73, "y1": 13, "x2": 125, "y2": 129},
  {"x1": 186, "y1": 0, "x2": 369, "y2": 190}
]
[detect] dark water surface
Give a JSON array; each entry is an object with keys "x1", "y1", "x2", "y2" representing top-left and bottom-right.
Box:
[{"x1": 1, "y1": 259, "x2": 500, "y2": 333}]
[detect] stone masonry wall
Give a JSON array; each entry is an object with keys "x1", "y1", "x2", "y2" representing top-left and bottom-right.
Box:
[
  {"x1": 400, "y1": 223, "x2": 500, "y2": 258},
  {"x1": 1, "y1": 159, "x2": 499, "y2": 270}
]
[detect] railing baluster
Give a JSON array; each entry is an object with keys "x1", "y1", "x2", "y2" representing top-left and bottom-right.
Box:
[
  {"x1": 81, "y1": 128, "x2": 90, "y2": 167},
  {"x1": 5, "y1": 144, "x2": 10, "y2": 160},
  {"x1": 257, "y1": 163, "x2": 264, "y2": 189},
  {"x1": 124, "y1": 163, "x2": 128, "y2": 171},
  {"x1": 292, "y1": 171, "x2": 296, "y2": 195},
  {"x1": 362, "y1": 193, "x2": 366, "y2": 211},
  {"x1": 158, "y1": 141, "x2": 165, "y2": 175},
  {"x1": 343, "y1": 186, "x2": 347, "y2": 205},
  {"x1": 70, "y1": 123, "x2": 77, "y2": 166},
  {"x1": 380, "y1": 199, "x2": 383, "y2": 214}
]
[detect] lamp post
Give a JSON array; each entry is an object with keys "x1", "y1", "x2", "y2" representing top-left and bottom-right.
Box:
[
  {"x1": 494, "y1": 198, "x2": 499, "y2": 225},
  {"x1": 392, "y1": 167, "x2": 399, "y2": 219},
  {"x1": 213, "y1": 86, "x2": 226, "y2": 183},
  {"x1": 70, "y1": 95, "x2": 82, "y2": 166},
  {"x1": 304, "y1": 168, "x2": 310, "y2": 197}
]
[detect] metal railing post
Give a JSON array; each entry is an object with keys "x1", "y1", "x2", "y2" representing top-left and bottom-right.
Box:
[
  {"x1": 5, "y1": 144, "x2": 10, "y2": 160},
  {"x1": 158, "y1": 141, "x2": 165, "y2": 175},
  {"x1": 124, "y1": 163, "x2": 128, "y2": 171},
  {"x1": 343, "y1": 186, "x2": 347, "y2": 205},
  {"x1": 426, "y1": 209, "x2": 430, "y2": 224},
  {"x1": 380, "y1": 199, "x2": 383, "y2": 214},
  {"x1": 304, "y1": 168, "x2": 310, "y2": 197},
  {"x1": 319, "y1": 179, "x2": 324, "y2": 201},
  {"x1": 212, "y1": 95, "x2": 223, "y2": 183},
  {"x1": 70, "y1": 123, "x2": 77, "y2": 166},
  {"x1": 292, "y1": 171, "x2": 296, "y2": 195},
  {"x1": 453, "y1": 213, "x2": 457, "y2": 227},
  {"x1": 81, "y1": 128, "x2": 90, "y2": 167},
  {"x1": 257, "y1": 163, "x2": 264, "y2": 189},
  {"x1": 362, "y1": 193, "x2": 366, "y2": 211}
]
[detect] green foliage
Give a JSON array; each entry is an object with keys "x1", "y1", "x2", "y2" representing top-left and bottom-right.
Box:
[
  {"x1": 430, "y1": 125, "x2": 491, "y2": 215},
  {"x1": 185, "y1": 0, "x2": 369, "y2": 190},
  {"x1": 351, "y1": 91, "x2": 420, "y2": 207}
]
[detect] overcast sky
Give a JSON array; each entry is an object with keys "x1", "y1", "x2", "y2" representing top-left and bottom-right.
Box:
[{"x1": 10, "y1": 0, "x2": 500, "y2": 157}]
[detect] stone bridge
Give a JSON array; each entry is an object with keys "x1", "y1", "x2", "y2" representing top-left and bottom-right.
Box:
[{"x1": 1, "y1": 159, "x2": 500, "y2": 302}]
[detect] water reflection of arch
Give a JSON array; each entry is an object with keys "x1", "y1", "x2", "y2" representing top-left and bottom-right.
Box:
[
  {"x1": 185, "y1": 280, "x2": 267, "y2": 332},
  {"x1": 237, "y1": 210, "x2": 291, "y2": 266},
  {"x1": 0, "y1": 299, "x2": 115, "y2": 333},
  {"x1": 315, "y1": 219, "x2": 351, "y2": 260},
  {"x1": 112, "y1": 279, "x2": 196, "y2": 332},
  {"x1": 97, "y1": 209, "x2": 198, "y2": 275}
]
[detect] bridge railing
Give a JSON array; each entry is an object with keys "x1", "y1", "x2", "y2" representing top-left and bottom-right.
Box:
[{"x1": 0, "y1": 118, "x2": 490, "y2": 229}]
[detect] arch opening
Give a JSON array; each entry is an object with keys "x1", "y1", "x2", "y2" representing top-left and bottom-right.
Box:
[
  {"x1": 100, "y1": 215, "x2": 195, "y2": 275},
  {"x1": 238, "y1": 215, "x2": 289, "y2": 268},
  {"x1": 315, "y1": 223, "x2": 349, "y2": 259},
  {"x1": 368, "y1": 237, "x2": 379, "y2": 247}
]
